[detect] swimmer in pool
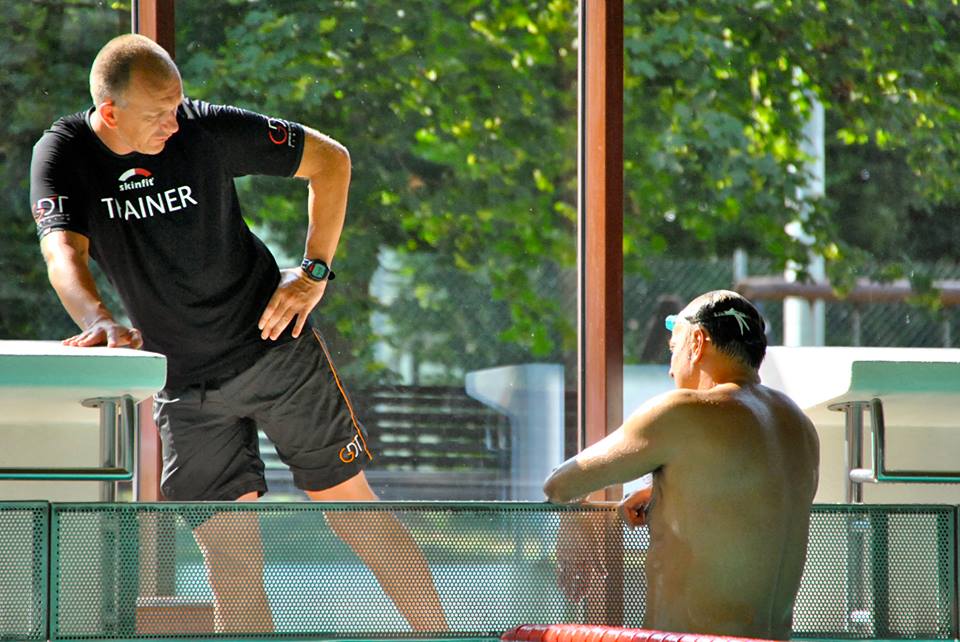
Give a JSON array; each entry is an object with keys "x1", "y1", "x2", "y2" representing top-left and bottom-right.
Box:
[{"x1": 544, "y1": 290, "x2": 819, "y2": 640}]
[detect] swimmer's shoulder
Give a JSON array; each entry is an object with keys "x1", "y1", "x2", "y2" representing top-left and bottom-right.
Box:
[
  {"x1": 625, "y1": 387, "x2": 715, "y2": 430},
  {"x1": 698, "y1": 381, "x2": 806, "y2": 412},
  {"x1": 718, "y1": 383, "x2": 819, "y2": 450},
  {"x1": 624, "y1": 384, "x2": 808, "y2": 431},
  {"x1": 641, "y1": 384, "x2": 810, "y2": 430},
  {"x1": 752, "y1": 383, "x2": 817, "y2": 427}
]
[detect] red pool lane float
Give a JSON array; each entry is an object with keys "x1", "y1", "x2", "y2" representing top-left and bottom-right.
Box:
[{"x1": 502, "y1": 624, "x2": 776, "y2": 642}]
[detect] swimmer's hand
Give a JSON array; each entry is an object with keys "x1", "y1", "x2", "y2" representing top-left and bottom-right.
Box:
[
  {"x1": 259, "y1": 267, "x2": 328, "y2": 340},
  {"x1": 63, "y1": 317, "x2": 143, "y2": 349},
  {"x1": 617, "y1": 486, "x2": 653, "y2": 528},
  {"x1": 555, "y1": 512, "x2": 608, "y2": 605}
]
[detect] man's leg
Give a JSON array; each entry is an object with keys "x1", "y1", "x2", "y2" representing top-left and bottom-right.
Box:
[
  {"x1": 192, "y1": 492, "x2": 273, "y2": 634},
  {"x1": 155, "y1": 384, "x2": 273, "y2": 634},
  {"x1": 307, "y1": 472, "x2": 448, "y2": 631}
]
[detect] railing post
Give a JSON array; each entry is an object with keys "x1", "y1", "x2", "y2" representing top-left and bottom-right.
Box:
[{"x1": 953, "y1": 507, "x2": 959, "y2": 639}]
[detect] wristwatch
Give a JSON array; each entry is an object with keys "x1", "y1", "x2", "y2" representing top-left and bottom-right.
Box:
[{"x1": 300, "y1": 258, "x2": 336, "y2": 282}]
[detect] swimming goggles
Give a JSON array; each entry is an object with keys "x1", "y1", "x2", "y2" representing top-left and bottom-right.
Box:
[
  {"x1": 665, "y1": 309, "x2": 752, "y2": 335},
  {"x1": 664, "y1": 315, "x2": 688, "y2": 332}
]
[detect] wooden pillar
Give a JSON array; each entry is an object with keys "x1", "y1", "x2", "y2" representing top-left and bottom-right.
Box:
[
  {"x1": 579, "y1": 0, "x2": 624, "y2": 493},
  {"x1": 133, "y1": 0, "x2": 176, "y2": 59},
  {"x1": 579, "y1": 0, "x2": 624, "y2": 626},
  {"x1": 133, "y1": 0, "x2": 175, "y2": 501},
  {"x1": 136, "y1": 402, "x2": 163, "y2": 501}
]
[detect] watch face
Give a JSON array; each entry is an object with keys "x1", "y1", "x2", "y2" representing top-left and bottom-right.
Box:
[{"x1": 302, "y1": 258, "x2": 335, "y2": 281}]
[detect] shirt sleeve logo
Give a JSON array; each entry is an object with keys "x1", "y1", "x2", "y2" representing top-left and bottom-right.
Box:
[
  {"x1": 32, "y1": 194, "x2": 71, "y2": 238},
  {"x1": 32, "y1": 195, "x2": 69, "y2": 223},
  {"x1": 267, "y1": 118, "x2": 290, "y2": 146}
]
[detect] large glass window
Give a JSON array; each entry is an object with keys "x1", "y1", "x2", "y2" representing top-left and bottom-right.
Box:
[
  {"x1": 176, "y1": 1, "x2": 579, "y2": 499},
  {"x1": 622, "y1": 3, "x2": 960, "y2": 503},
  {"x1": 0, "y1": 2, "x2": 132, "y2": 501},
  {"x1": 2, "y1": 2, "x2": 132, "y2": 339}
]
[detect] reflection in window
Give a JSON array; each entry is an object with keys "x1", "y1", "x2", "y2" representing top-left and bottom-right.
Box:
[
  {"x1": 3, "y1": 2, "x2": 131, "y2": 339},
  {"x1": 176, "y1": 2, "x2": 579, "y2": 499},
  {"x1": 622, "y1": 4, "x2": 960, "y2": 364}
]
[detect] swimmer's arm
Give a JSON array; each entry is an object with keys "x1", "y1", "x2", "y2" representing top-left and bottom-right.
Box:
[
  {"x1": 40, "y1": 230, "x2": 142, "y2": 348},
  {"x1": 258, "y1": 127, "x2": 351, "y2": 340},
  {"x1": 543, "y1": 390, "x2": 692, "y2": 503}
]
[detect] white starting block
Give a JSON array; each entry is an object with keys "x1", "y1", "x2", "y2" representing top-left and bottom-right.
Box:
[
  {"x1": 760, "y1": 346, "x2": 960, "y2": 503},
  {"x1": 0, "y1": 341, "x2": 166, "y2": 500}
]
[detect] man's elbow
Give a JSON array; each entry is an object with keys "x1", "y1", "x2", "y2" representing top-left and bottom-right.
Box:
[
  {"x1": 330, "y1": 139, "x2": 350, "y2": 171},
  {"x1": 543, "y1": 472, "x2": 576, "y2": 503},
  {"x1": 317, "y1": 140, "x2": 350, "y2": 182},
  {"x1": 301, "y1": 128, "x2": 351, "y2": 181}
]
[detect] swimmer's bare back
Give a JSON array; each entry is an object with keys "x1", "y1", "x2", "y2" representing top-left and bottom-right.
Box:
[{"x1": 641, "y1": 382, "x2": 819, "y2": 640}]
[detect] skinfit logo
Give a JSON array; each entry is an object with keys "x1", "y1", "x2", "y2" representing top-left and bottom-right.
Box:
[{"x1": 118, "y1": 168, "x2": 155, "y2": 192}]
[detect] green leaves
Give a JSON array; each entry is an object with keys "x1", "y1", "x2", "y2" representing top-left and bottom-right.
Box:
[{"x1": 4, "y1": 0, "x2": 959, "y2": 365}]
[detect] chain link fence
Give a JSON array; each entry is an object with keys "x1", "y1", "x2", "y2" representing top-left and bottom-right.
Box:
[{"x1": 624, "y1": 256, "x2": 960, "y2": 364}]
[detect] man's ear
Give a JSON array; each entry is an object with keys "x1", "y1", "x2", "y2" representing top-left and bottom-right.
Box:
[
  {"x1": 691, "y1": 327, "x2": 708, "y2": 362},
  {"x1": 98, "y1": 101, "x2": 119, "y2": 128}
]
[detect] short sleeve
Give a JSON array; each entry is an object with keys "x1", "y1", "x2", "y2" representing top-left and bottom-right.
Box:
[
  {"x1": 185, "y1": 99, "x2": 306, "y2": 178},
  {"x1": 29, "y1": 130, "x2": 88, "y2": 240}
]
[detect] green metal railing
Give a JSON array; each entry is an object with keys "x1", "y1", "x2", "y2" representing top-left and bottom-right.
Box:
[
  {"x1": 793, "y1": 504, "x2": 956, "y2": 640},
  {"x1": 2, "y1": 502, "x2": 957, "y2": 642},
  {"x1": 837, "y1": 398, "x2": 960, "y2": 487},
  {"x1": 0, "y1": 502, "x2": 48, "y2": 642}
]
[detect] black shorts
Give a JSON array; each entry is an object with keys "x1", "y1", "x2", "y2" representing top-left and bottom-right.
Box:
[{"x1": 153, "y1": 329, "x2": 373, "y2": 501}]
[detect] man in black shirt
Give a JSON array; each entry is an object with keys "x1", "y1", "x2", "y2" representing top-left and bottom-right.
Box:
[{"x1": 31, "y1": 34, "x2": 445, "y2": 633}]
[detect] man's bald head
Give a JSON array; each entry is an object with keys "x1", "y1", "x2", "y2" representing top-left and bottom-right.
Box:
[
  {"x1": 679, "y1": 289, "x2": 767, "y2": 369},
  {"x1": 89, "y1": 34, "x2": 180, "y2": 107}
]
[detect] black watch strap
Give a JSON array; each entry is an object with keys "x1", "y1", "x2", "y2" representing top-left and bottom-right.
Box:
[{"x1": 301, "y1": 258, "x2": 336, "y2": 281}]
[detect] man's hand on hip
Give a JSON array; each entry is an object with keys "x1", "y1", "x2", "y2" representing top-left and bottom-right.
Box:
[
  {"x1": 258, "y1": 267, "x2": 327, "y2": 340},
  {"x1": 63, "y1": 317, "x2": 143, "y2": 349}
]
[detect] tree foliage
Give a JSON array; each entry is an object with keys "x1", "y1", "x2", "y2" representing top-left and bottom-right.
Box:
[
  {"x1": 1, "y1": 2, "x2": 132, "y2": 340},
  {"x1": 176, "y1": 0, "x2": 579, "y2": 380},
  {"x1": 2, "y1": 1, "x2": 959, "y2": 379},
  {"x1": 623, "y1": 0, "x2": 960, "y2": 290}
]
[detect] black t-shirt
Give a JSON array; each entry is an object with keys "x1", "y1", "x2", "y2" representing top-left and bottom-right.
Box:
[{"x1": 30, "y1": 98, "x2": 306, "y2": 387}]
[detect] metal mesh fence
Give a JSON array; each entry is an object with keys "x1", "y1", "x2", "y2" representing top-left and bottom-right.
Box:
[
  {"x1": 793, "y1": 505, "x2": 955, "y2": 640},
  {"x1": 0, "y1": 502, "x2": 48, "y2": 642},
  {"x1": 51, "y1": 502, "x2": 631, "y2": 639},
  {"x1": 47, "y1": 502, "x2": 957, "y2": 641}
]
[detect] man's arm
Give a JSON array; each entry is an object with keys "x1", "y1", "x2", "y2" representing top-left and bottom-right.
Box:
[
  {"x1": 544, "y1": 392, "x2": 686, "y2": 604},
  {"x1": 543, "y1": 390, "x2": 693, "y2": 502},
  {"x1": 40, "y1": 230, "x2": 142, "y2": 348},
  {"x1": 257, "y1": 127, "x2": 350, "y2": 340}
]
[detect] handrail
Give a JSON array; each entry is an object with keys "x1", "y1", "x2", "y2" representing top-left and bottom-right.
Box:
[
  {"x1": 0, "y1": 395, "x2": 136, "y2": 481},
  {"x1": 832, "y1": 397, "x2": 960, "y2": 487}
]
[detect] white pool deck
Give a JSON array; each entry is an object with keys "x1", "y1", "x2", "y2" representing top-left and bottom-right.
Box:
[
  {"x1": 1, "y1": 340, "x2": 960, "y2": 504},
  {"x1": 0, "y1": 340, "x2": 166, "y2": 500},
  {"x1": 760, "y1": 346, "x2": 960, "y2": 503}
]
